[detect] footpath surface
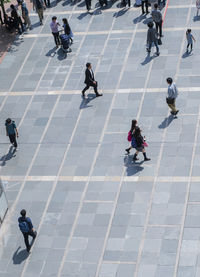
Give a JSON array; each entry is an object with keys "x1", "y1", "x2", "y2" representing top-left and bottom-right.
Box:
[{"x1": 1, "y1": 0, "x2": 200, "y2": 276}]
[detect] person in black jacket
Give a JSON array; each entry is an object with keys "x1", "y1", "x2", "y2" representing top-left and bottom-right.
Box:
[
  {"x1": 62, "y1": 18, "x2": 73, "y2": 44},
  {"x1": 82, "y1": 63, "x2": 103, "y2": 98},
  {"x1": 132, "y1": 127, "x2": 150, "y2": 162},
  {"x1": 10, "y1": 4, "x2": 24, "y2": 34}
]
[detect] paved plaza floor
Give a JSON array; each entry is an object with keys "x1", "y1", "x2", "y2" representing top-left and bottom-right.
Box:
[{"x1": 0, "y1": 0, "x2": 200, "y2": 276}]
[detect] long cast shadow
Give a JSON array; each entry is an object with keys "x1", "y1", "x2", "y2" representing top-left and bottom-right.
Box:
[
  {"x1": 79, "y1": 93, "x2": 96, "y2": 109},
  {"x1": 0, "y1": 146, "x2": 16, "y2": 166},
  {"x1": 12, "y1": 247, "x2": 29, "y2": 264},
  {"x1": 124, "y1": 155, "x2": 144, "y2": 176},
  {"x1": 158, "y1": 114, "x2": 176, "y2": 129}
]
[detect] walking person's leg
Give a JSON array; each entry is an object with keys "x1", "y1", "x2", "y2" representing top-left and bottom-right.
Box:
[
  {"x1": 141, "y1": 1, "x2": 145, "y2": 13},
  {"x1": 145, "y1": 0, "x2": 149, "y2": 13},
  {"x1": 9, "y1": 134, "x2": 17, "y2": 147},
  {"x1": 38, "y1": 9, "x2": 43, "y2": 24},
  {"x1": 142, "y1": 148, "x2": 150, "y2": 161},
  {"x1": 82, "y1": 85, "x2": 90, "y2": 97},
  {"x1": 190, "y1": 43, "x2": 193, "y2": 51},
  {"x1": 133, "y1": 151, "x2": 139, "y2": 161},
  {"x1": 187, "y1": 43, "x2": 189, "y2": 51},
  {"x1": 23, "y1": 233, "x2": 30, "y2": 251},
  {"x1": 155, "y1": 22, "x2": 159, "y2": 33}
]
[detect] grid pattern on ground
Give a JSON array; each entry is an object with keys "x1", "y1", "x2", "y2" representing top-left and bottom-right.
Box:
[{"x1": 0, "y1": 0, "x2": 200, "y2": 276}]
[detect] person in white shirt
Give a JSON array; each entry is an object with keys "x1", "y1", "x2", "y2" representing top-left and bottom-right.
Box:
[
  {"x1": 50, "y1": 16, "x2": 60, "y2": 47},
  {"x1": 166, "y1": 77, "x2": 179, "y2": 116}
]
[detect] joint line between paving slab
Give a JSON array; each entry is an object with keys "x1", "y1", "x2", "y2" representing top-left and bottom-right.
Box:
[
  {"x1": 56, "y1": 8, "x2": 125, "y2": 277},
  {"x1": 20, "y1": 6, "x2": 94, "y2": 277}
]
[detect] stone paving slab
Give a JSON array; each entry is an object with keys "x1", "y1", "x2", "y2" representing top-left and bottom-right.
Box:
[{"x1": 1, "y1": 0, "x2": 200, "y2": 276}]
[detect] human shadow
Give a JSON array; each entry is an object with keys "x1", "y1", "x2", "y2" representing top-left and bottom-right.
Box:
[
  {"x1": 31, "y1": 21, "x2": 41, "y2": 29},
  {"x1": 113, "y1": 7, "x2": 129, "y2": 17},
  {"x1": 193, "y1": 15, "x2": 200, "y2": 21},
  {"x1": 57, "y1": 47, "x2": 72, "y2": 60},
  {"x1": 77, "y1": 11, "x2": 91, "y2": 20},
  {"x1": 77, "y1": 0, "x2": 85, "y2": 7},
  {"x1": 182, "y1": 50, "x2": 192, "y2": 58},
  {"x1": 141, "y1": 52, "x2": 157, "y2": 65},
  {"x1": 79, "y1": 93, "x2": 96, "y2": 109},
  {"x1": 133, "y1": 14, "x2": 146, "y2": 24},
  {"x1": 124, "y1": 155, "x2": 144, "y2": 176},
  {"x1": 12, "y1": 247, "x2": 29, "y2": 264},
  {"x1": 45, "y1": 46, "x2": 57, "y2": 57},
  {"x1": 158, "y1": 114, "x2": 175, "y2": 129},
  {"x1": 0, "y1": 146, "x2": 16, "y2": 166}
]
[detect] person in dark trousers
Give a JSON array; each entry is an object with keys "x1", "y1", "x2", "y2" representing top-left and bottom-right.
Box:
[
  {"x1": 85, "y1": 0, "x2": 91, "y2": 11},
  {"x1": 10, "y1": 4, "x2": 24, "y2": 34},
  {"x1": 18, "y1": 209, "x2": 37, "y2": 252},
  {"x1": 186, "y1": 29, "x2": 195, "y2": 52},
  {"x1": 50, "y1": 16, "x2": 60, "y2": 47},
  {"x1": 146, "y1": 21, "x2": 159, "y2": 56},
  {"x1": 4, "y1": 14, "x2": 15, "y2": 32},
  {"x1": 141, "y1": 0, "x2": 149, "y2": 14},
  {"x1": 166, "y1": 77, "x2": 179, "y2": 116},
  {"x1": 99, "y1": 0, "x2": 107, "y2": 7},
  {"x1": 82, "y1": 63, "x2": 103, "y2": 98},
  {"x1": 132, "y1": 127, "x2": 150, "y2": 162},
  {"x1": 32, "y1": 0, "x2": 44, "y2": 25},
  {"x1": 62, "y1": 18, "x2": 73, "y2": 44},
  {"x1": 5, "y1": 118, "x2": 19, "y2": 148},
  {"x1": 151, "y1": 3, "x2": 163, "y2": 37},
  {"x1": 126, "y1": 119, "x2": 138, "y2": 154}
]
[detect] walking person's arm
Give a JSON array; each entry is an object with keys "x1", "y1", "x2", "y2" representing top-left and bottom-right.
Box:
[
  {"x1": 15, "y1": 127, "x2": 19, "y2": 137},
  {"x1": 192, "y1": 35, "x2": 196, "y2": 42}
]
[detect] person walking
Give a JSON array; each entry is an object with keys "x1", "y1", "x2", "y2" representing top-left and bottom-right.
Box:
[
  {"x1": 32, "y1": 0, "x2": 44, "y2": 25},
  {"x1": 186, "y1": 29, "x2": 195, "y2": 52},
  {"x1": 132, "y1": 127, "x2": 150, "y2": 162},
  {"x1": 82, "y1": 63, "x2": 103, "y2": 98},
  {"x1": 85, "y1": 0, "x2": 91, "y2": 11},
  {"x1": 18, "y1": 0, "x2": 32, "y2": 30},
  {"x1": 151, "y1": 3, "x2": 163, "y2": 37},
  {"x1": 18, "y1": 209, "x2": 37, "y2": 252},
  {"x1": 5, "y1": 118, "x2": 19, "y2": 148},
  {"x1": 146, "y1": 21, "x2": 159, "y2": 56},
  {"x1": 10, "y1": 4, "x2": 24, "y2": 34},
  {"x1": 166, "y1": 77, "x2": 179, "y2": 116},
  {"x1": 62, "y1": 18, "x2": 73, "y2": 44},
  {"x1": 196, "y1": 0, "x2": 200, "y2": 16},
  {"x1": 141, "y1": 0, "x2": 149, "y2": 14},
  {"x1": 50, "y1": 16, "x2": 60, "y2": 47},
  {"x1": 125, "y1": 119, "x2": 138, "y2": 154}
]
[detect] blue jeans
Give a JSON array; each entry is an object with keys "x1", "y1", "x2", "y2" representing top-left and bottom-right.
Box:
[{"x1": 148, "y1": 42, "x2": 159, "y2": 53}]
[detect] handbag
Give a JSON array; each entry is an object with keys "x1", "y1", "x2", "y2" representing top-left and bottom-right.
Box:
[
  {"x1": 166, "y1": 97, "x2": 174, "y2": 104},
  {"x1": 158, "y1": 38, "x2": 162, "y2": 45},
  {"x1": 127, "y1": 131, "x2": 132, "y2": 142}
]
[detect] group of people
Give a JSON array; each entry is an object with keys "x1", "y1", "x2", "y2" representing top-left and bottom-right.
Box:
[
  {"x1": 1, "y1": 1, "x2": 32, "y2": 34},
  {"x1": 125, "y1": 77, "x2": 179, "y2": 161},
  {"x1": 50, "y1": 16, "x2": 73, "y2": 48}
]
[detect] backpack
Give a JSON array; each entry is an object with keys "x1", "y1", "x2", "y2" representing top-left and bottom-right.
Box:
[
  {"x1": 127, "y1": 131, "x2": 132, "y2": 142},
  {"x1": 19, "y1": 219, "x2": 30, "y2": 233},
  {"x1": 131, "y1": 137, "x2": 137, "y2": 148}
]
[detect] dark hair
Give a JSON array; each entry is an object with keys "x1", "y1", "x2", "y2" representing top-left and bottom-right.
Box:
[
  {"x1": 130, "y1": 120, "x2": 137, "y2": 132},
  {"x1": 20, "y1": 209, "x2": 26, "y2": 217},
  {"x1": 86, "y1": 63, "x2": 91, "y2": 68},
  {"x1": 6, "y1": 118, "x2": 11, "y2": 124},
  {"x1": 186, "y1": 29, "x2": 191, "y2": 34},
  {"x1": 147, "y1": 21, "x2": 154, "y2": 28},
  {"x1": 52, "y1": 16, "x2": 57, "y2": 20},
  {"x1": 154, "y1": 3, "x2": 158, "y2": 8},
  {"x1": 134, "y1": 127, "x2": 141, "y2": 137},
  {"x1": 62, "y1": 18, "x2": 68, "y2": 25},
  {"x1": 10, "y1": 4, "x2": 15, "y2": 9},
  {"x1": 166, "y1": 77, "x2": 173, "y2": 84}
]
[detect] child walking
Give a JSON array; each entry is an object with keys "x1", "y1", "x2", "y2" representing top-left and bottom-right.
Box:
[{"x1": 186, "y1": 29, "x2": 196, "y2": 52}]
